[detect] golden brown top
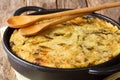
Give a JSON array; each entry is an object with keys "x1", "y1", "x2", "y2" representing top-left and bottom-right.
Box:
[{"x1": 10, "y1": 17, "x2": 120, "y2": 68}]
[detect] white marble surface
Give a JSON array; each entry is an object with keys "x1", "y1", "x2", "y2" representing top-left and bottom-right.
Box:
[{"x1": 13, "y1": 69, "x2": 31, "y2": 80}]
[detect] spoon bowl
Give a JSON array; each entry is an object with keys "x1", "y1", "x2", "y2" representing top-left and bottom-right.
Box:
[{"x1": 7, "y1": 16, "x2": 41, "y2": 28}]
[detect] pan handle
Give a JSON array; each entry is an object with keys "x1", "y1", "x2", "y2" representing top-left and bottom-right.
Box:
[
  {"x1": 14, "y1": 6, "x2": 46, "y2": 16},
  {"x1": 89, "y1": 57, "x2": 120, "y2": 75}
]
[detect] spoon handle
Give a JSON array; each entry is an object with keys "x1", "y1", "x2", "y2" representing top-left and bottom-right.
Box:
[
  {"x1": 7, "y1": 2, "x2": 120, "y2": 28},
  {"x1": 40, "y1": 2, "x2": 120, "y2": 19}
]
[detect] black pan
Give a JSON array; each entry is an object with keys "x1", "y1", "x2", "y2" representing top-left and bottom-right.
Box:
[{"x1": 2, "y1": 6, "x2": 120, "y2": 80}]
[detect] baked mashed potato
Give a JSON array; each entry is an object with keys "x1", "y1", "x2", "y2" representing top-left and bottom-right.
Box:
[{"x1": 10, "y1": 16, "x2": 120, "y2": 68}]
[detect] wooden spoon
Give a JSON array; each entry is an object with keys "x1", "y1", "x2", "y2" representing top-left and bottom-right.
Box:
[
  {"x1": 7, "y1": 2, "x2": 120, "y2": 28},
  {"x1": 19, "y1": 14, "x2": 85, "y2": 36}
]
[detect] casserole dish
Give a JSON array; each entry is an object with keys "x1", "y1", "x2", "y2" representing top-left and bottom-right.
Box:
[{"x1": 2, "y1": 6, "x2": 120, "y2": 80}]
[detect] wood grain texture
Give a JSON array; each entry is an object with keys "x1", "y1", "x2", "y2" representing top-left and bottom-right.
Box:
[
  {"x1": 26, "y1": 0, "x2": 57, "y2": 9},
  {"x1": 57, "y1": 0, "x2": 87, "y2": 8},
  {"x1": 0, "y1": 0, "x2": 26, "y2": 26},
  {"x1": 87, "y1": 0, "x2": 120, "y2": 22},
  {"x1": 0, "y1": 42, "x2": 17, "y2": 80},
  {"x1": 0, "y1": 0, "x2": 26, "y2": 79}
]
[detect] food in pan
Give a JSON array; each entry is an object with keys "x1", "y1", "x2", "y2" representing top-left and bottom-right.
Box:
[{"x1": 10, "y1": 16, "x2": 120, "y2": 68}]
